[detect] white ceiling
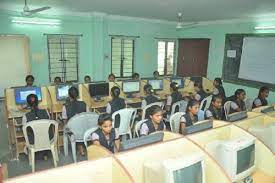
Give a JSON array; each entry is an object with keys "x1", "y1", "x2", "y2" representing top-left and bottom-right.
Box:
[{"x1": 1, "y1": 0, "x2": 275, "y2": 22}]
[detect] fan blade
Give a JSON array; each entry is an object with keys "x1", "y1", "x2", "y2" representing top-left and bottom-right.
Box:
[{"x1": 29, "y1": 6, "x2": 51, "y2": 13}]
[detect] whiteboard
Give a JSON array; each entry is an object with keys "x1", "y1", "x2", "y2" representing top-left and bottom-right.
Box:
[
  {"x1": 0, "y1": 36, "x2": 30, "y2": 97},
  {"x1": 238, "y1": 37, "x2": 275, "y2": 84}
]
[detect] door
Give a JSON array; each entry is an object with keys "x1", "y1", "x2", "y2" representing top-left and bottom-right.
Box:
[{"x1": 177, "y1": 39, "x2": 210, "y2": 77}]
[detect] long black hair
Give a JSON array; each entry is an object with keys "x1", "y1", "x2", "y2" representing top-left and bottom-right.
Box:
[
  {"x1": 111, "y1": 86, "x2": 120, "y2": 98},
  {"x1": 214, "y1": 78, "x2": 223, "y2": 86},
  {"x1": 144, "y1": 84, "x2": 154, "y2": 95},
  {"x1": 170, "y1": 82, "x2": 179, "y2": 92},
  {"x1": 27, "y1": 94, "x2": 39, "y2": 119}
]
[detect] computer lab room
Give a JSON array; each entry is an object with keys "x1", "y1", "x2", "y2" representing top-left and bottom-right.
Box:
[{"x1": 0, "y1": 0, "x2": 275, "y2": 183}]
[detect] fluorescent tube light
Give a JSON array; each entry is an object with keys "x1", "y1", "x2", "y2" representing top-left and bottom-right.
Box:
[
  {"x1": 254, "y1": 26, "x2": 275, "y2": 30},
  {"x1": 11, "y1": 17, "x2": 61, "y2": 26}
]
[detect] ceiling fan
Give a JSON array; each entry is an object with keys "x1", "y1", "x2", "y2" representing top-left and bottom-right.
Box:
[
  {"x1": 176, "y1": 13, "x2": 198, "y2": 30},
  {"x1": 21, "y1": 0, "x2": 51, "y2": 16}
]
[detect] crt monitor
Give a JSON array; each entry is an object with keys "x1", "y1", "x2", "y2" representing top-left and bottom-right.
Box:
[
  {"x1": 119, "y1": 132, "x2": 164, "y2": 152},
  {"x1": 122, "y1": 80, "x2": 140, "y2": 93},
  {"x1": 182, "y1": 120, "x2": 213, "y2": 135},
  {"x1": 147, "y1": 79, "x2": 164, "y2": 91},
  {"x1": 227, "y1": 111, "x2": 248, "y2": 122},
  {"x1": 205, "y1": 137, "x2": 255, "y2": 182},
  {"x1": 56, "y1": 84, "x2": 78, "y2": 101},
  {"x1": 171, "y1": 77, "x2": 185, "y2": 88},
  {"x1": 144, "y1": 153, "x2": 205, "y2": 183},
  {"x1": 89, "y1": 82, "x2": 109, "y2": 98},
  {"x1": 248, "y1": 123, "x2": 275, "y2": 153},
  {"x1": 14, "y1": 87, "x2": 42, "y2": 105},
  {"x1": 261, "y1": 106, "x2": 274, "y2": 113}
]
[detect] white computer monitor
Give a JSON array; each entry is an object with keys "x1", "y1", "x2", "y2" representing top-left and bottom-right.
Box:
[
  {"x1": 122, "y1": 80, "x2": 140, "y2": 93},
  {"x1": 205, "y1": 137, "x2": 255, "y2": 182},
  {"x1": 248, "y1": 123, "x2": 275, "y2": 153},
  {"x1": 144, "y1": 153, "x2": 205, "y2": 183}
]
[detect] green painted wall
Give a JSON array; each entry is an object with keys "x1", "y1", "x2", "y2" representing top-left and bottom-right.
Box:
[
  {"x1": 0, "y1": 11, "x2": 179, "y2": 84},
  {"x1": 1, "y1": 10, "x2": 275, "y2": 103},
  {"x1": 179, "y1": 20, "x2": 275, "y2": 103}
]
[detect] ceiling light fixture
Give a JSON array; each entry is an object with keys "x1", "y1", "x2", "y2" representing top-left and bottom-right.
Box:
[
  {"x1": 11, "y1": 17, "x2": 61, "y2": 26},
  {"x1": 254, "y1": 26, "x2": 275, "y2": 30}
]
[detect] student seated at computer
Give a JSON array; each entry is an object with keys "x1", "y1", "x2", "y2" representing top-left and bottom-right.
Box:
[
  {"x1": 54, "y1": 76, "x2": 62, "y2": 85},
  {"x1": 252, "y1": 86, "x2": 269, "y2": 109},
  {"x1": 25, "y1": 75, "x2": 35, "y2": 87},
  {"x1": 227, "y1": 89, "x2": 246, "y2": 114},
  {"x1": 62, "y1": 86, "x2": 88, "y2": 155},
  {"x1": 205, "y1": 95, "x2": 225, "y2": 120},
  {"x1": 108, "y1": 73, "x2": 116, "y2": 82},
  {"x1": 140, "y1": 105, "x2": 165, "y2": 136},
  {"x1": 194, "y1": 81, "x2": 207, "y2": 102},
  {"x1": 166, "y1": 82, "x2": 183, "y2": 114},
  {"x1": 84, "y1": 75, "x2": 92, "y2": 83},
  {"x1": 106, "y1": 86, "x2": 126, "y2": 114},
  {"x1": 132, "y1": 72, "x2": 140, "y2": 80},
  {"x1": 180, "y1": 99, "x2": 200, "y2": 133},
  {"x1": 62, "y1": 86, "x2": 88, "y2": 122},
  {"x1": 153, "y1": 71, "x2": 160, "y2": 79},
  {"x1": 90, "y1": 113, "x2": 120, "y2": 153},
  {"x1": 213, "y1": 78, "x2": 226, "y2": 102},
  {"x1": 141, "y1": 84, "x2": 159, "y2": 108},
  {"x1": 22, "y1": 94, "x2": 52, "y2": 159}
]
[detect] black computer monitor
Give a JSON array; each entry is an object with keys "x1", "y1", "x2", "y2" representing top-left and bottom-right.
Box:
[
  {"x1": 119, "y1": 132, "x2": 164, "y2": 152},
  {"x1": 89, "y1": 82, "x2": 109, "y2": 100},
  {"x1": 227, "y1": 111, "x2": 248, "y2": 122},
  {"x1": 147, "y1": 79, "x2": 164, "y2": 91},
  {"x1": 190, "y1": 76, "x2": 202, "y2": 83},
  {"x1": 14, "y1": 87, "x2": 42, "y2": 105},
  {"x1": 170, "y1": 77, "x2": 185, "y2": 88},
  {"x1": 55, "y1": 84, "x2": 79, "y2": 101},
  {"x1": 182, "y1": 120, "x2": 213, "y2": 135}
]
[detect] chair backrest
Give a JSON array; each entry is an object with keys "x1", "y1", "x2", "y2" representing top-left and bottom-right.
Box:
[
  {"x1": 169, "y1": 112, "x2": 185, "y2": 133},
  {"x1": 112, "y1": 108, "x2": 137, "y2": 135},
  {"x1": 135, "y1": 119, "x2": 148, "y2": 137},
  {"x1": 224, "y1": 101, "x2": 232, "y2": 120},
  {"x1": 23, "y1": 119, "x2": 58, "y2": 150},
  {"x1": 66, "y1": 112, "x2": 99, "y2": 141},
  {"x1": 83, "y1": 127, "x2": 98, "y2": 148},
  {"x1": 198, "y1": 110, "x2": 205, "y2": 121},
  {"x1": 199, "y1": 95, "x2": 212, "y2": 111},
  {"x1": 170, "y1": 100, "x2": 188, "y2": 116},
  {"x1": 245, "y1": 98, "x2": 254, "y2": 112},
  {"x1": 142, "y1": 102, "x2": 164, "y2": 120}
]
